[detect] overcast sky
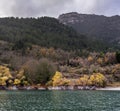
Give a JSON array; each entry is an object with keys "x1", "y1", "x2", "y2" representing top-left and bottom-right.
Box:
[{"x1": 0, "y1": 0, "x2": 120, "y2": 18}]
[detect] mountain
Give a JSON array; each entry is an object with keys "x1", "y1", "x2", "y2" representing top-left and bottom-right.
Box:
[
  {"x1": 58, "y1": 12, "x2": 120, "y2": 48},
  {"x1": 0, "y1": 17, "x2": 107, "y2": 51},
  {"x1": 0, "y1": 17, "x2": 89, "y2": 50}
]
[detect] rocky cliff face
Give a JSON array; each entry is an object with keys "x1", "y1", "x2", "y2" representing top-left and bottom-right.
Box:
[{"x1": 58, "y1": 12, "x2": 120, "y2": 46}]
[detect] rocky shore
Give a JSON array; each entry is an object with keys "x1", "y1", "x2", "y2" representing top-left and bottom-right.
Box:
[
  {"x1": 0, "y1": 85, "x2": 96, "y2": 91},
  {"x1": 2, "y1": 86, "x2": 120, "y2": 91}
]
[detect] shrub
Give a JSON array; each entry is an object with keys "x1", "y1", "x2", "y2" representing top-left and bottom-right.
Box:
[
  {"x1": 0, "y1": 65, "x2": 12, "y2": 86},
  {"x1": 16, "y1": 69, "x2": 28, "y2": 86},
  {"x1": 89, "y1": 73, "x2": 106, "y2": 87},
  {"x1": 79, "y1": 73, "x2": 107, "y2": 87},
  {"x1": 14, "y1": 79, "x2": 21, "y2": 85},
  {"x1": 52, "y1": 71, "x2": 70, "y2": 86},
  {"x1": 80, "y1": 75, "x2": 89, "y2": 86},
  {"x1": 23, "y1": 58, "x2": 56, "y2": 85},
  {"x1": 36, "y1": 58, "x2": 56, "y2": 85},
  {"x1": 52, "y1": 71, "x2": 63, "y2": 86}
]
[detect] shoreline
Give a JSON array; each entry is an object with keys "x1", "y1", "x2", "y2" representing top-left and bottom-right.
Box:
[
  {"x1": 1, "y1": 86, "x2": 120, "y2": 91},
  {"x1": 97, "y1": 87, "x2": 120, "y2": 91}
]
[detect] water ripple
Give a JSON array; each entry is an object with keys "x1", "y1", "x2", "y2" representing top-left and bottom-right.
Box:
[{"x1": 0, "y1": 91, "x2": 120, "y2": 111}]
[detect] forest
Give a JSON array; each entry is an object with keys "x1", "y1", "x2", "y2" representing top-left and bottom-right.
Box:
[{"x1": 0, "y1": 17, "x2": 110, "y2": 51}]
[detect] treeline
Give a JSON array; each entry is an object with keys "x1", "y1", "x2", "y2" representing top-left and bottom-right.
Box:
[{"x1": 0, "y1": 17, "x2": 109, "y2": 51}]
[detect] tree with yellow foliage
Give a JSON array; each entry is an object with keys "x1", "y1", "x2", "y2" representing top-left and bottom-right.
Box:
[
  {"x1": 14, "y1": 79, "x2": 21, "y2": 85},
  {"x1": 60, "y1": 78, "x2": 70, "y2": 86},
  {"x1": 0, "y1": 65, "x2": 12, "y2": 86},
  {"x1": 52, "y1": 71, "x2": 70, "y2": 86},
  {"x1": 78, "y1": 73, "x2": 106, "y2": 87},
  {"x1": 80, "y1": 75, "x2": 89, "y2": 86},
  {"x1": 52, "y1": 71, "x2": 63, "y2": 86},
  {"x1": 89, "y1": 73, "x2": 106, "y2": 87},
  {"x1": 16, "y1": 69, "x2": 29, "y2": 86}
]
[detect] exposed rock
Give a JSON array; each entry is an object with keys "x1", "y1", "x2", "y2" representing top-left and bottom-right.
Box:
[{"x1": 58, "y1": 12, "x2": 120, "y2": 46}]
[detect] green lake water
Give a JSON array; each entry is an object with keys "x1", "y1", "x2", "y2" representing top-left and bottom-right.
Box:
[{"x1": 0, "y1": 90, "x2": 120, "y2": 111}]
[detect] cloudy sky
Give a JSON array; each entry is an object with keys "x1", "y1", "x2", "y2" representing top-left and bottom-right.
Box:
[{"x1": 0, "y1": 0, "x2": 119, "y2": 18}]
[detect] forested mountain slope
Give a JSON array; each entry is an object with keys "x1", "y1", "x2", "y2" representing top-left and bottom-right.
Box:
[
  {"x1": 59, "y1": 12, "x2": 120, "y2": 48},
  {"x1": 0, "y1": 17, "x2": 108, "y2": 51}
]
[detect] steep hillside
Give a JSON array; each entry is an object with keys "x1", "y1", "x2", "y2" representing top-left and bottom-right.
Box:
[
  {"x1": 0, "y1": 17, "x2": 108, "y2": 51},
  {"x1": 59, "y1": 12, "x2": 120, "y2": 48},
  {"x1": 0, "y1": 17, "x2": 82, "y2": 50}
]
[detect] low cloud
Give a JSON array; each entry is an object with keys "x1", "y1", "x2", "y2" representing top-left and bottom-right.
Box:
[{"x1": 0, "y1": 0, "x2": 119, "y2": 17}]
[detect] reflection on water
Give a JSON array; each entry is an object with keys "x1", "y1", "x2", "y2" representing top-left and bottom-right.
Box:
[{"x1": 0, "y1": 91, "x2": 120, "y2": 111}]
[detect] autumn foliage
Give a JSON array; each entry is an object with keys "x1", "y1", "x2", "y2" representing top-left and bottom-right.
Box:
[
  {"x1": 51, "y1": 71, "x2": 106, "y2": 87},
  {"x1": 0, "y1": 65, "x2": 12, "y2": 86},
  {"x1": 52, "y1": 71, "x2": 70, "y2": 86}
]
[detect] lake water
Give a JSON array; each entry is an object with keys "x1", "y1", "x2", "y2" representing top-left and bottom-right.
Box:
[{"x1": 0, "y1": 90, "x2": 120, "y2": 111}]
